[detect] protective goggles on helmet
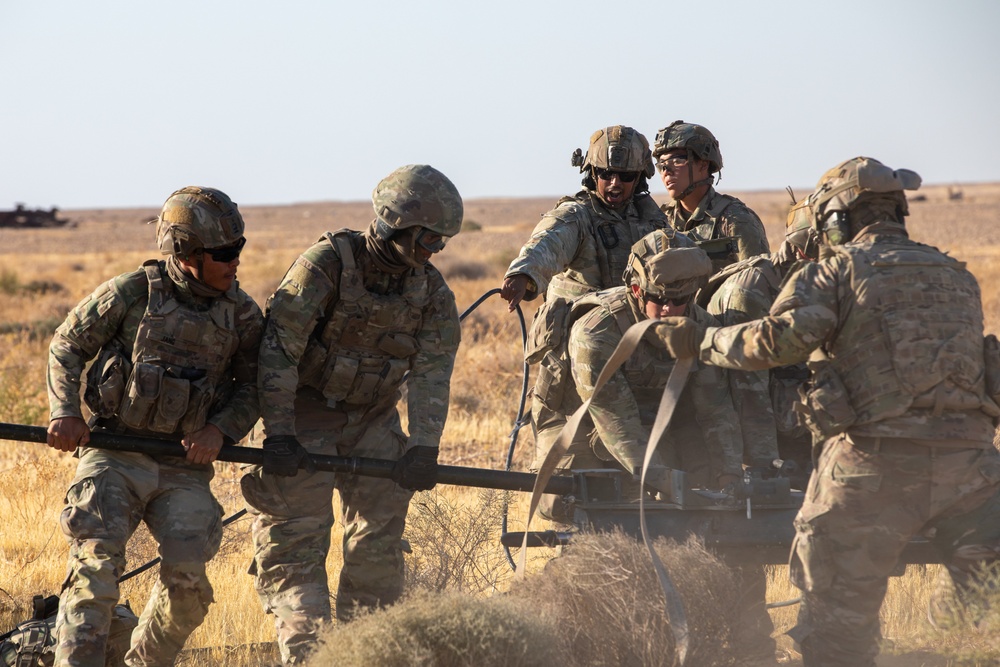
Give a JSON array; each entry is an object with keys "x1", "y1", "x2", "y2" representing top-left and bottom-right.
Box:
[
  {"x1": 657, "y1": 153, "x2": 690, "y2": 172},
  {"x1": 594, "y1": 168, "x2": 641, "y2": 183},
  {"x1": 203, "y1": 237, "x2": 246, "y2": 263},
  {"x1": 415, "y1": 228, "x2": 449, "y2": 253}
]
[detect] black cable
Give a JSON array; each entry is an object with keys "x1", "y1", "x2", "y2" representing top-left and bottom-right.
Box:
[{"x1": 458, "y1": 288, "x2": 530, "y2": 571}]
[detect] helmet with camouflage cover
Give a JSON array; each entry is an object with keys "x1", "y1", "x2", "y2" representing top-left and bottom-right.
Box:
[
  {"x1": 810, "y1": 156, "x2": 921, "y2": 245},
  {"x1": 624, "y1": 230, "x2": 713, "y2": 299},
  {"x1": 156, "y1": 186, "x2": 245, "y2": 259},
  {"x1": 372, "y1": 164, "x2": 463, "y2": 240},
  {"x1": 572, "y1": 126, "x2": 656, "y2": 178},
  {"x1": 785, "y1": 196, "x2": 820, "y2": 261},
  {"x1": 652, "y1": 121, "x2": 724, "y2": 174}
]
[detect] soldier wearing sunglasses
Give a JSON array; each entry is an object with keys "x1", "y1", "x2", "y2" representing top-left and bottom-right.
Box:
[
  {"x1": 46, "y1": 186, "x2": 263, "y2": 666},
  {"x1": 501, "y1": 125, "x2": 692, "y2": 311}
]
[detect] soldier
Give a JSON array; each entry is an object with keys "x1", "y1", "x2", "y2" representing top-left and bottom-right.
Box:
[
  {"x1": 500, "y1": 126, "x2": 691, "y2": 488},
  {"x1": 696, "y1": 196, "x2": 820, "y2": 471},
  {"x1": 500, "y1": 125, "x2": 691, "y2": 310},
  {"x1": 242, "y1": 165, "x2": 463, "y2": 664},
  {"x1": 653, "y1": 120, "x2": 770, "y2": 271},
  {"x1": 532, "y1": 234, "x2": 743, "y2": 523},
  {"x1": 655, "y1": 157, "x2": 1000, "y2": 667},
  {"x1": 46, "y1": 187, "x2": 263, "y2": 667}
]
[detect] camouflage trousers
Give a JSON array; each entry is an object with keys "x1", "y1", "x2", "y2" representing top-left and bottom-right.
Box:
[
  {"x1": 54, "y1": 448, "x2": 222, "y2": 667},
  {"x1": 788, "y1": 433, "x2": 1000, "y2": 667},
  {"x1": 242, "y1": 393, "x2": 414, "y2": 665},
  {"x1": 729, "y1": 368, "x2": 780, "y2": 466}
]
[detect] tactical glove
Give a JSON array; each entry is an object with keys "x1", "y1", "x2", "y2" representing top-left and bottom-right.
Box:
[
  {"x1": 653, "y1": 317, "x2": 706, "y2": 359},
  {"x1": 392, "y1": 445, "x2": 439, "y2": 491},
  {"x1": 262, "y1": 435, "x2": 314, "y2": 477}
]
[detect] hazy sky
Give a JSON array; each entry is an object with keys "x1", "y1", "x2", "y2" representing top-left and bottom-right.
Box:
[{"x1": 3, "y1": 0, "x2": 998, "y2": 209}]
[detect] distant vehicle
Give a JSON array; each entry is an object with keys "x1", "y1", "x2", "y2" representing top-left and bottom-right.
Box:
[{"x1": 0, "y1": 203, "x2": 71, "y2": 228}]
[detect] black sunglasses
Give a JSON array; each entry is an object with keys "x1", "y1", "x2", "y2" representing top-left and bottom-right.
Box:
[
  {"x1": 594, "y1": 168, "x2": 640, "y2": 183},
  {"x1": 644, "y1": 291, "x2": 692, "y2": 308},
  {"x1": 204, "y1": 237, "x2": 246, "y2": 263}
]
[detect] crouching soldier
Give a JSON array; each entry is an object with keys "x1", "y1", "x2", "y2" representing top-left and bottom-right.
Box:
[
  {"x1": 530, "y1": 232, "x2": 743, "y2": 522},
  {"x1": 46, "y1": 187, "x2": 263, "y2": 667}
]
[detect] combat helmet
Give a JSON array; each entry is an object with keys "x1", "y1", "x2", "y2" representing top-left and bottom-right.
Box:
[
  {"x1": 624, "y1": 230, "x2": 713, "y2": 299},
  {"x1": 652, "y1": 121, "x2": 724, "y2": 174},
  {"x1": 156, "y1": 186, "x2": 245, "y2": 260},
  {"x1": 572, "y1": 126, "x2": 656, "y2": 178},
  {"x1": 784, "y1": 196, "x2": 820, "y2": 261},
  {"x1": 372, "y1": 164, "x2": 464, "y2": 241},
  {"x1": 810, "y1": 156, "x2": 921, "y2": 245}
]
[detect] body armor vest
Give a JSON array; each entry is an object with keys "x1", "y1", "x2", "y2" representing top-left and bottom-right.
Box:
[
  {"x1": 116, "y1": 261, "x2": 238, "y2": 435},
  {"x1": 302, "y1": 232, "x2": 428, "y2": 408},
  {"x1": 548, "y1": 193, "x2": 667, "y2": 301},
  {"x1": 825, "y1": 240, "x2": 996, "y2": 427}
]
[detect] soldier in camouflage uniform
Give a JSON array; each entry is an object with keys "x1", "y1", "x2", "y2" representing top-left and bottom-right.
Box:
[
  {"x1": 655, "y1": 157, "x2": 1000, "y2": 667},
  {"x1": 653, "y1": 121, "x2": 770, "y2": 271},
  {"x1": 532, "y1": 235, "x2": 743, "y2": 522},
  {"x1": 500, "y1": 125, "x2": 691, "y2": 309},
  {"x1": 241, "y1": 165, "x2": 462, "y2": 665},
  {"x1": 46, "y1": 187, "x2": 263, "y2": 667},
  {"x1": 500, "y1": 127, "x2": 692, "y2": 480},
  {"x1": 697, "y1": 196, "x2": 821, "y2": 470}
]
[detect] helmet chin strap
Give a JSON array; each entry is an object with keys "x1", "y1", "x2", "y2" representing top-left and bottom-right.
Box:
[{"x1": 677, "y1": 153, "x2": 714, "y2": 200}]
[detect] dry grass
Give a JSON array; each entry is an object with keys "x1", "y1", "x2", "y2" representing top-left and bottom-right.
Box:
[{"x1": 1, "y1": 185, "x2": 1000, "y2": 664}]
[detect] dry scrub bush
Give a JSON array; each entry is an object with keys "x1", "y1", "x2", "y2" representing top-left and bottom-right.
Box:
[
  {"x1": 306, "y1": 589, "x2": 561, "y2": 667},
  {"x1": 405, "y1": 488, "x2": 515, "y2": 596},
  {"x1": 912, "y1": 562, "x2": 1000, "y2": 665},
  {"x1": 508, "y1": 530, "x2": 742, "y2": 667}
]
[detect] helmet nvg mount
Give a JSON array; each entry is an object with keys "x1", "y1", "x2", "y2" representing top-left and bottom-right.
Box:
[
  {"x1": 652, "y1": 121, "x2": 724, "y2": 174},
  {"x1": 624, "y1": 231, "x2": 713, "y2": 298},
  {"x1": 372, "y1": 164, "x2": 464, "y2": 241},
  {"x1": 156, "y1": 186, "x2": 245, "y2": 259},
  {"x1": 571, "y1": 126, "x2": 655, "y2": 178},
  {"x1": 809, "y1": 156, "x2": 921, "y2": 245}
]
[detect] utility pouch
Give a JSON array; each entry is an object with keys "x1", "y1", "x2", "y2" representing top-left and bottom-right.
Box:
[
  {"x1": 533, "y1": 351, "x2": 569, "y2": 412},
  {"x1": 118, "y1": 363, "x2": 164, "y2": 431},
  {"x1": 525, "y1": 298, "x2": 570, "y2": 364},
  {"x1": 320, "y1": 355, "x2": 360, "y2": 405},
  {"x1": 798, "y1": 361, "x2": 856, "y2": 439},
  {"x1": 378, "y1": 333, "x2": 419, "y2": 359},
  {"x1": 84, "y1": 347, "x2": 131, "y2": 419}
]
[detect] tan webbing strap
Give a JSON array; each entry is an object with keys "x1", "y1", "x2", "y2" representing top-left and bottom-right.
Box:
[
  {"x1": 517, "y1": 318, "x2": 663, "y2": 575},
  {"x1": 639, "y1": 354, "x2": 694, "y2": 664},
  {"x1": 516, "y1": 316, "x2": 695, "y2": 665}
]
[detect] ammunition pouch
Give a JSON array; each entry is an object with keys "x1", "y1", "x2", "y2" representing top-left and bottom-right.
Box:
[
  {"x1": 796, "y1": 361, "x2": 857, "y2": 439},
  {"x1": 117, "y1": 362, "x2": 213, "y2": 435}
]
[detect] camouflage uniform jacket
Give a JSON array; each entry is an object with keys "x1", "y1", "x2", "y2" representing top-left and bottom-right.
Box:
[
  {"x1": 662, "y1": 186, "x2": 770, "y2": 270},
  {"x1": 505, "y1": 189, "x2": 691, "y2": 303},
  {"x1": 258, "y1": 230, "x2": 460, "y2": 448},
  {"x1": 568, "y1": 288, "x2": 743, "y2": 475},
  {"x1": 701, "y1": 222, "x2": 998, "y2": 445},
  {"x1": 47, "y1": 261, "x2": 263, "y2": 442}
]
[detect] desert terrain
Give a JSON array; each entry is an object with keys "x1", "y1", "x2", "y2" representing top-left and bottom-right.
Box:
[{"x1": 0, "y1": 183, "x2": 998, "y2": 665}]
